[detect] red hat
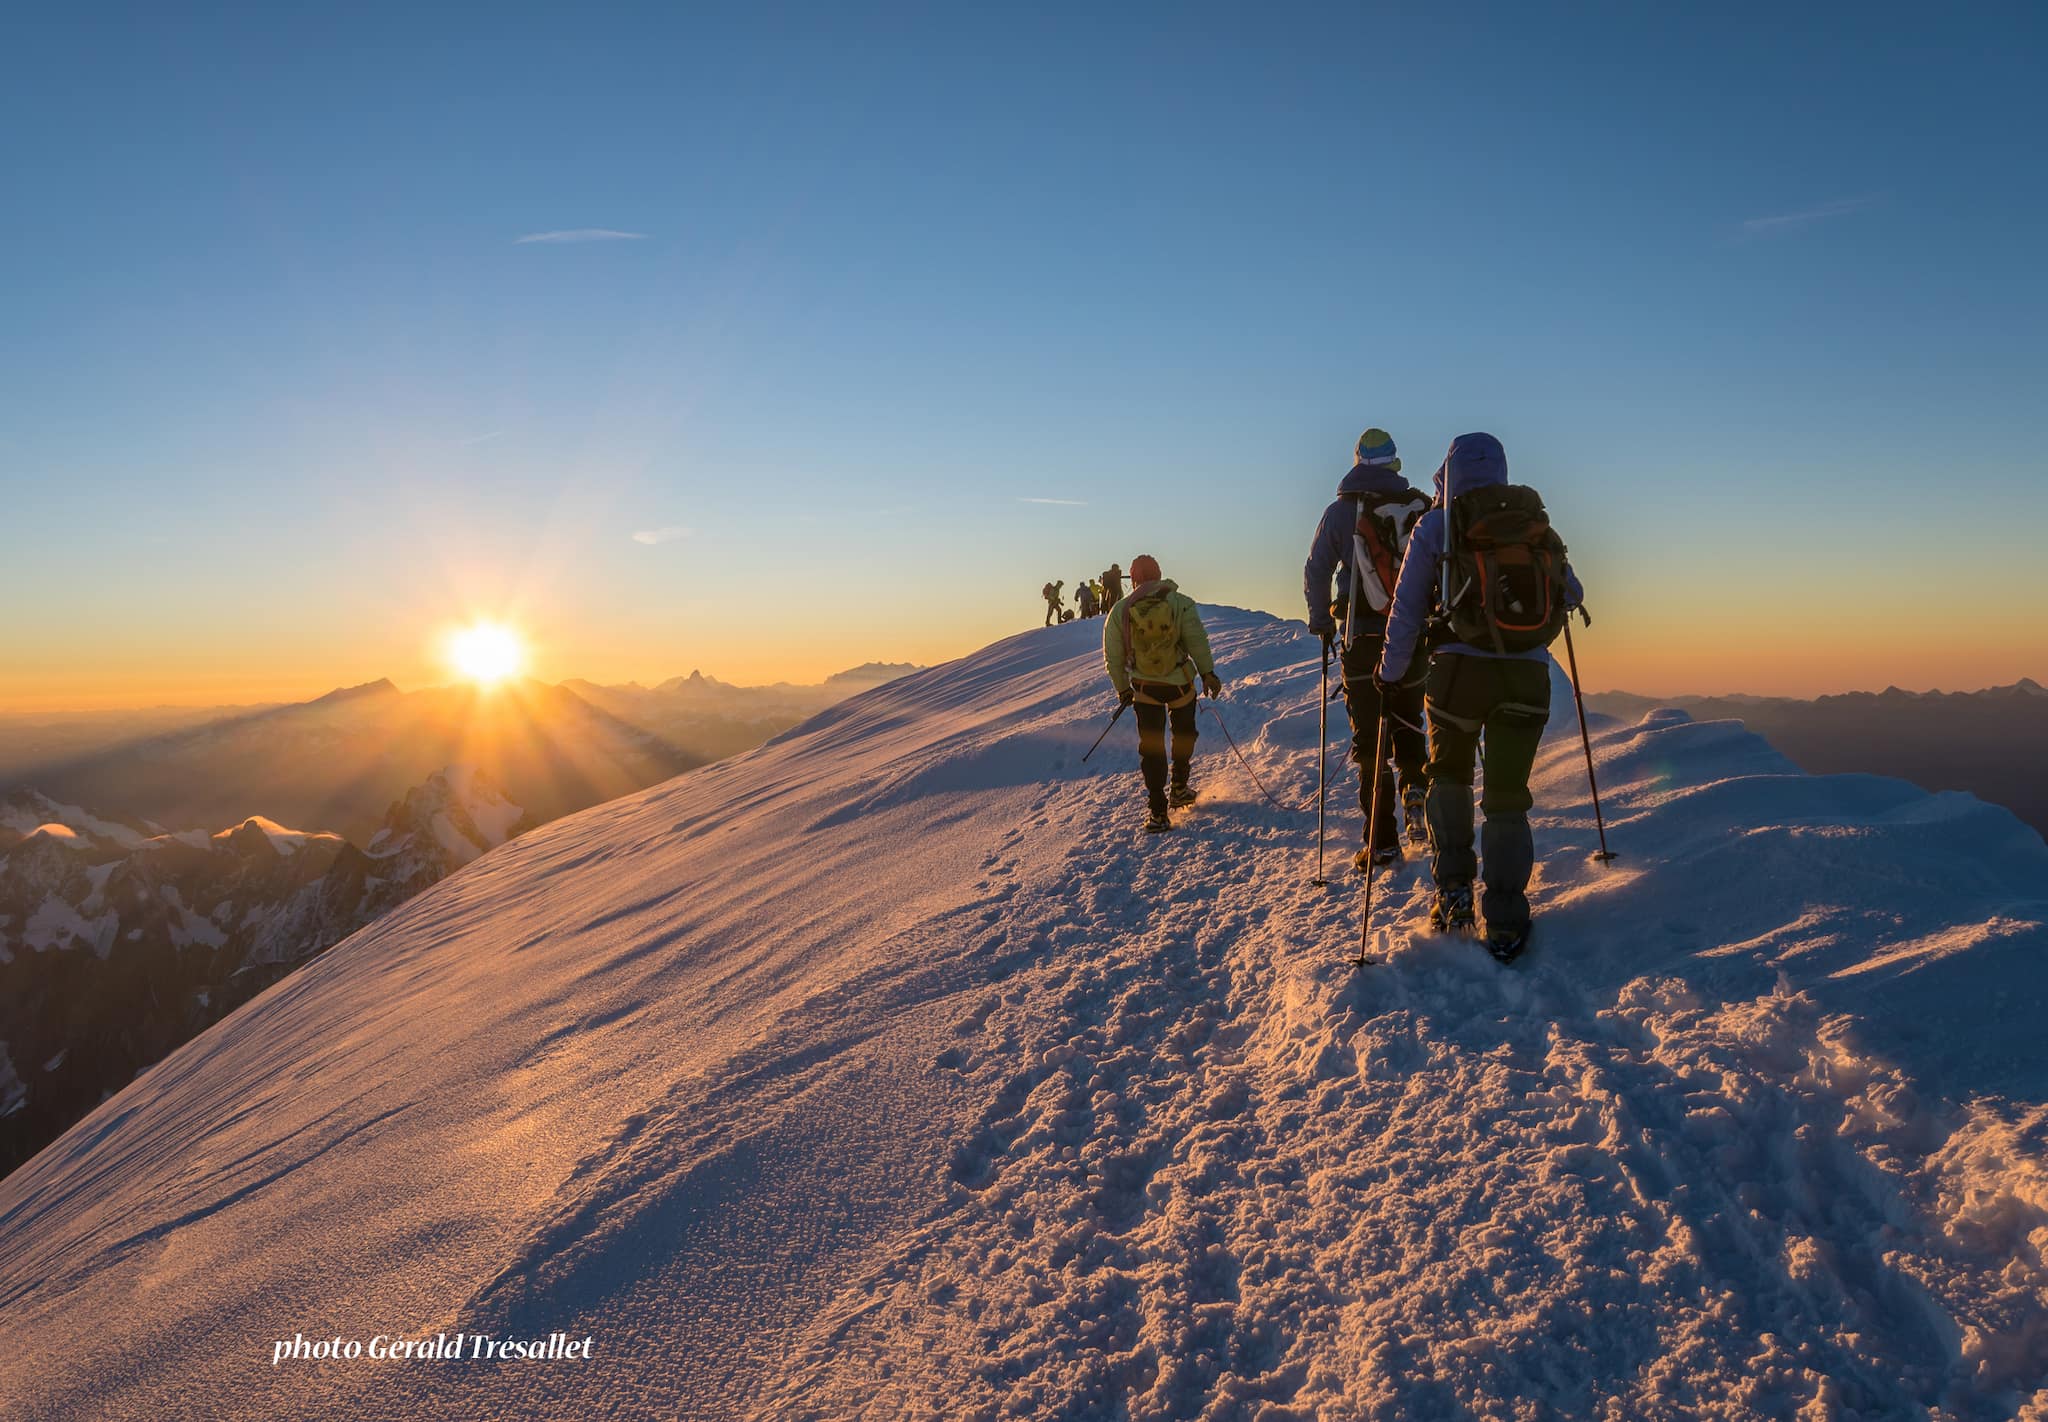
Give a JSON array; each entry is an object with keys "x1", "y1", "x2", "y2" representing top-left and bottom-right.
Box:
[{"x1": 1129, "y1": 554, "x2": 1161, "y2": 584}]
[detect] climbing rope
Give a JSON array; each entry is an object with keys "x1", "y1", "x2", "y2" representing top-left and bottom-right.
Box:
[{"x1": 1203, "y1": 701, "x2": 1316, "y2": 815}]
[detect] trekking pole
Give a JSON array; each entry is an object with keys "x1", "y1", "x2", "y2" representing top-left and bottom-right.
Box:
[
  {"x1": 1354, "y1": 710, "x2": 1389, "y2": 969},
  {"x1": 1560, "y1": 612, "x2": 1617, "y2": 863},
  {"x1": 1080, "y1": 702, "x2": 1127, "y2": 764},
  {"x1": 1312, "y1": 640, "x2": 1330, "y2": 886}
]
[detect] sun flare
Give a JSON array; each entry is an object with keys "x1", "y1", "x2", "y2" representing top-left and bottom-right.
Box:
[{"x1": 447, "y1": 622, "x2": 525, "y2": 687}]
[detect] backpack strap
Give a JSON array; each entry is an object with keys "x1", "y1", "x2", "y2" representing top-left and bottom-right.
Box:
[{"x1": 1342, "y1": 494, "x2": 1365, "y2": 651}]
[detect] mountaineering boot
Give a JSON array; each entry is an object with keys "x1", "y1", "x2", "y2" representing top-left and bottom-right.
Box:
[
  {"x1": 1168, "y1": 782, "x2": 1198, "y2": 808},
  {"x1": 1354, "y1": 843, "x2": 1402, "y2": 872},
  {"x1": 1144, "y1": 808, "x2": 1174, "y2": 834},
  {"x1": 1402, "y1": 784, "x2": 1428, "y2": 847},
  {"x1": 1430, "y1": 883, "x2": 1476, "y2": 933},
  {"x1": 1486, "y1": 923, "x2": 1531, "y2": 964}
]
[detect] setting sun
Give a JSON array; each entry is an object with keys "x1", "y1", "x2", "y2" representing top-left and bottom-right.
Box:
[{"x1": 446, "y1": 623, "x2": 525, "y2": 687}]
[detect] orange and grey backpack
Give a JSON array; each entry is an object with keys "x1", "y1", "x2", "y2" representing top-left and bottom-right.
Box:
[
  {"x1": 1344, "y1": 489, "x2": 1433, "y2": 644},
  {"x1": 1440, "y1": 485, "x2": 1571, "y2": 654}
]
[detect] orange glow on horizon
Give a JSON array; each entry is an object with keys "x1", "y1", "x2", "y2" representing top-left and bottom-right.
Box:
[{"x1": 0, "y1": 601, "x2": 2040, "y2": 714}]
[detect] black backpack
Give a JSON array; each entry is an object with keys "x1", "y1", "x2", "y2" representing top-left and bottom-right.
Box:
[{"x1": 1439, "y1": 485, "x2": 1570, "y2": 654}]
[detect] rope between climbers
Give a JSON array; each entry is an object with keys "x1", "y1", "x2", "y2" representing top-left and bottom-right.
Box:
[{"x1": 1203, "y1": 702, "x2": 1316, "y2": 815}]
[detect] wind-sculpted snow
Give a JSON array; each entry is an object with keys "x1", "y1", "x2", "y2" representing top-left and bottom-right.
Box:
[{"x1": 0, "y1": 610, "x2": 2043, "y2": 1420}]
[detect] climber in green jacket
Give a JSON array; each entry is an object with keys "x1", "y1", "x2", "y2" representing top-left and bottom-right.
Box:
[{"x1": 1102, "y1": 554, "x2": 1222, "y2": 833}]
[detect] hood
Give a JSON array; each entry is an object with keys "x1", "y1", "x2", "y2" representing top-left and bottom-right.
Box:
[
  {"x1": 1127, "y1": 578, "x2": 1177, "y2": 602},
  {"x1": 1432, "y1": 432, "x2": 1508, "y2": 503},
  {"x1": 1337, "y1": 462, "x2": 1416, "y2": 498}
]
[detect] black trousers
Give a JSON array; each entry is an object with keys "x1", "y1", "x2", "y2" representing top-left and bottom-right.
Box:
[
  {"x1": 1133, "y1": 698, "x2": 1199, "y2": 813},
  {"x1": 1341, "y1": 631, "x2": 1427, "y2": 853},
  {"x1": 1423, "y1": 653, "x2": 1553, "y2": 934}
]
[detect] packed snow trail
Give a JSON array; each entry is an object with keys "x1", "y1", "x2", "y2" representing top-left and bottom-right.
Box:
[{"x1": 0, "y1": 610, "x2": 2043, "y2": 1420}]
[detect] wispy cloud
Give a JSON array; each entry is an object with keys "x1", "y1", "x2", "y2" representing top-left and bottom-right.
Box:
[
  {"x1": 1020, "y1": 497, "x2": 1089, "y2": 507},
  {"x1": 1740, "y1": 195, "x2": 1879, "y2": 238},
  {"x1": 452, "y1": 430, "x2": 505, "y2": 446},
  {"x1": 515, "y1": 228, "x2": 649, "y2": 244},
  {"x1": 631, "y1": 525, "x2": 692, "y2": 545}
]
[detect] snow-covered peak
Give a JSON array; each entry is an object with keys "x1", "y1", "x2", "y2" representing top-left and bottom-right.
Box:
[
  {"x1": 24, "y1": 822, "x2": 85, "y2": 848},
  {"x1": 366, "y1": 764, "x2": 530, "y2": 868},
  {"x1": 2, "y1": 610, "x2": 2043, "y2": 1419},
  {"x1": 0, "y1": 790, "x2": 157, "y2": 853},
  {"x1": 210, "y1": 816, "x2": 345, "y2": 857}
]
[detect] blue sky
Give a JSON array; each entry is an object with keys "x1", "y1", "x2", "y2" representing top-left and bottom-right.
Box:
[{"x1": 4, "y1": 2, "x2": 2045, "y2": 705}]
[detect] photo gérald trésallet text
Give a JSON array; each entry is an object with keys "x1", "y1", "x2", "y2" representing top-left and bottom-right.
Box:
[{"x1": 270, "y1": 1333, "x2": 594, "y2": 1366}]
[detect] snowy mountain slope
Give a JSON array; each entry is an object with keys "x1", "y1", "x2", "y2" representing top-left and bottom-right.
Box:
[
  {"x1": 1587, "y1": 680, "x2": 2048, "y2": 842},
  {"x1": 0, "y1": 610, "x2": 2043, "y2": 1421}
]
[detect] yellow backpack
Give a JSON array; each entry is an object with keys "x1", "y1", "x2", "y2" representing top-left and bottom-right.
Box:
[{"x1": 1123, "y1": 595, "x2": 1185, "y2": 680}]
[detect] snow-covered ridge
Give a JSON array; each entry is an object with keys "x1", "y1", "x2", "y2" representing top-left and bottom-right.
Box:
[
  {"x1": 364, "y1": 764, "x2": 530, "y2": 868},
  {"x1": 0, "y1": 790, "x2": 158, "y2": 853},
  {"x1": 0, "y1": 610, "x2": 2042, "y2": 1420},
  {"x1": 210, "y1": 816, "x2": 345, "y2": 856}
]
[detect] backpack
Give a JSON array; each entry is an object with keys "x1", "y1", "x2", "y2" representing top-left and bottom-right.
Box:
[
  {"x1": 1042, "y1": 582, "x2": 1056, "y2": 601},
  {"x1": 1440, "y1": 484, "x2": 1570, "y2": 653},
  {"x1": 1122, "y1": 594, "x2": 1186, "y2": 680},
  {"x1": 1349, "y1": 489, "x2": 1434, "y2": 619}
]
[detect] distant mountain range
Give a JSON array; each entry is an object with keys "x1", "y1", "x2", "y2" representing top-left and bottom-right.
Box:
[
  {"x1": 1586, "y1": 678, "x2": 2048, "y2": 841},
  {"x1": 0, "y1": 663, "x2": 921, "y2": 1181},
  {"x1": 4, "y1": 679, "x2": 685, "y2": 846},
  {"x1": 0, "y1": 699, "x2": 283, "y2": 771},
  {"x1": 561, "y1": 663, "x2": 920, "y2": 767},
  {"x1": 1, "y1": 664, "x2": 923, "y2": 845},
  {"x1": 0, "y1": 770, "x2": 533, "y2": 1178}
]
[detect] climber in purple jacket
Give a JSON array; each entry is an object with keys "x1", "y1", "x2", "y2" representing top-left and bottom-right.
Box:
[{"x1": 1377, "y1": 432, "x2": 1583, "y2": 960}]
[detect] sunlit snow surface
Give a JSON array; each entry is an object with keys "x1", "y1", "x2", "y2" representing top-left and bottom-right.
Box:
[{"x1": 1, "y1": 609, "x2": 2043, "y2": 1420}]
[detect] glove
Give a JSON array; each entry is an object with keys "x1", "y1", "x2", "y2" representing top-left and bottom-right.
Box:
[
  {"x1": 1117, "y1": 686, "x2": 1134, "y2": 708},
  {"x1": 1202, "y1": 671, "x2": 1223, "y2": 699}
]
